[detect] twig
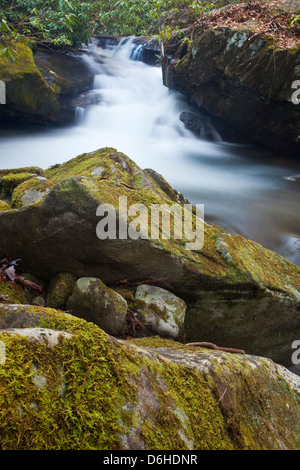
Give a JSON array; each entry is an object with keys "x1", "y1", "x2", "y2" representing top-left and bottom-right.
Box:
[
  {"x1": 79, "y1": 363, "x2": 94, "y2": 393},
  {"x1": 185, "y1": 342, "x2": 245, "y2": 355},
  {"x1": 217, "y1": 387, "x2": 228, "y2": 403},
  {"x1": 15, "y1": 275, "x2": 43, "y2": 293}
]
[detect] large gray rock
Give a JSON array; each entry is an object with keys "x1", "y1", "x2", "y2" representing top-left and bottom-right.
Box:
[{"x1": 67, "y1": 277, "x2": 128, "y2": 336}]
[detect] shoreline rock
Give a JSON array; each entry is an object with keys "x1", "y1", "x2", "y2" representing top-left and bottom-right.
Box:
[
  {"x1": 1, "y1": 304, "x2": 300, "y2": 450},
  {"x1": 161, "y1": 0, "x2": 300, "y2": 154},
  {"x1": 0, "y1": 40, "x2": 94, "y2": 125}
]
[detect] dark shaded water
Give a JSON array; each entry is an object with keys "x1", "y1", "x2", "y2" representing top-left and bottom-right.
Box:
[{"x1": 0, "y1": 37, "x2": 299, "y2": 265}]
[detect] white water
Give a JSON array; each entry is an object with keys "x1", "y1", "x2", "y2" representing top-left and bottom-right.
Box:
[{"x1": 0, "y1": 37, "x2": 299, "y2": 265}]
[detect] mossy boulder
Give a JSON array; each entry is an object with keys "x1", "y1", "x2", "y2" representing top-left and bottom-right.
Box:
[
  {"x1": 162, "y1": 0, "x2": 300, "y2": 154},
  {"x1": 45, "y1": 272, "x2": 77, "y2": 309},
  {"x1": 66, "y1": 277, "x2": 128, "y2": 336},
  {"x1": 0, "y1": 201, "x2": 11, "y2": 211},
  {"x1": 11, "y1": 176, "x2": 54, "y2": 208},
  {"x1": 0, "y1": 148, "x2": 299, "y2": 365},
  {"x1": 0, "y1": 40, "x2": 94, "y2": 125},
  {"x1": 134, "y1": 284, "x2": 187, "y2": 339},
  {"x1": 0, "y1": 167, "x2": 45, "y2": 201},
  {"x1": 33, "y1": 47, "x2": 94, "y2": 124},
  {"x1": 0, "y1": 172, "x2": 33, "y2": 198},
  {"x1": 1, "y1": 304, "x2": 300, "y2": 449},
  {"x1": 0, "y1": 40, "x2": 60, "y2": 124}
]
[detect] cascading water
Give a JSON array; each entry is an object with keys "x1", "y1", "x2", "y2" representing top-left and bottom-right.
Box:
[{"x1": 0, "y1": 38, "x2": 299, "y2": 266}]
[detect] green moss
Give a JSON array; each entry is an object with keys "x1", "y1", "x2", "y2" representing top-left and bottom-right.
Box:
[
  {"x1": 0, "y1": 172, "x2": 33, "y2": 197},
  {"x1": 0, "y1": 40, "x2": 60, "y2": 119},
  {"x1": 0, "y1": 201, "x2": 11, "y2": 211},
  {"x1": 46, "y1": 272, "x2": 77, "y2": 309},
  {"x1": 11, "y1": 177, "x2": 54, "y2": 208},
  {"x1": 0, "y1": 280, "x2": 28, "y2": 304}
]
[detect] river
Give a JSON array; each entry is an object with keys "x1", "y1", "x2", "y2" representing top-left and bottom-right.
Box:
[{"x1": 0, "y1": 37, "x2": 299, "y2": 266}]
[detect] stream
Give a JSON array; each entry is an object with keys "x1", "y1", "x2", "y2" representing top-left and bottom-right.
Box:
[{"x1": 0, "y1": 37, "x2": 299, "y2": 266}]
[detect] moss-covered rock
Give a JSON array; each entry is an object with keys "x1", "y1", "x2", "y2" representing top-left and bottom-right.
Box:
[
  {"x1": 1, "y1": 304, "x2": 300, "y2": 450},
  {"x1": 0, "y1": 201, "x2": 11, "y2": 211},
  {"x1": 0, "y1": 40, "x2": 60, "y2": 124},
  {"x1": 45, "y1": 272, "x2": 77, "y2": 309},
  {"x1": 0, "y1": 172, "x2": 33, "y2": 198},
  {"x1": 162, "y1": 0, "x2": 300, "y2": 154},
  {"x1": 11, "y1": 176, "x2": 54, "y2": 208},
  {"x1": 67, "y1": 277, "x2": 128, "y2": 336},
  {"x1": 0, "y1": 40, "x2": 94, "y2": 125},
  {"x1": 0, "y1": 148, "x2": 299, "y2": 365}
]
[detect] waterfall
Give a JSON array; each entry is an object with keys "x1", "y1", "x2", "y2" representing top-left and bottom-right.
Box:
[{"x1": 75, "y1": 106, "x2": 85, "y2": 124}]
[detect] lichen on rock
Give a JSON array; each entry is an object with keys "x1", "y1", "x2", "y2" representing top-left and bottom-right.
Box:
[
  {"x1": 134, "y1": 284, "x2": 187, "y2": 339},
  {"x1": 46, "y1": 272, "x2": 77, "y2": 309},
  {"x1": 67, "y1": 277, "x2": 128, "y2": 336}
]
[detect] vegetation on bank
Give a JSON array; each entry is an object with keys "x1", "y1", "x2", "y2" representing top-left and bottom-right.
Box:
[
  {"x1": 0, "y1": 0, "x2": 209, "y2": 45},
  {"x1": 0, "y1": 0, "x2": 298, "y2": 60}
]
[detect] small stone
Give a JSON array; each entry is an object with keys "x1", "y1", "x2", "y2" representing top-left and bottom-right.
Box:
[
  {"x1": 46, "y1": 272, "x2": 77, "y2": 309},
  {"x1": 32, "y1": 296, "x2": 45, "y2": 307},
  {"x1": 67, "y1": 277, "x2": 128, "y2": 336},
  {"x1": 135, "y1": 284, "x2": 187, "y2": 339}
]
